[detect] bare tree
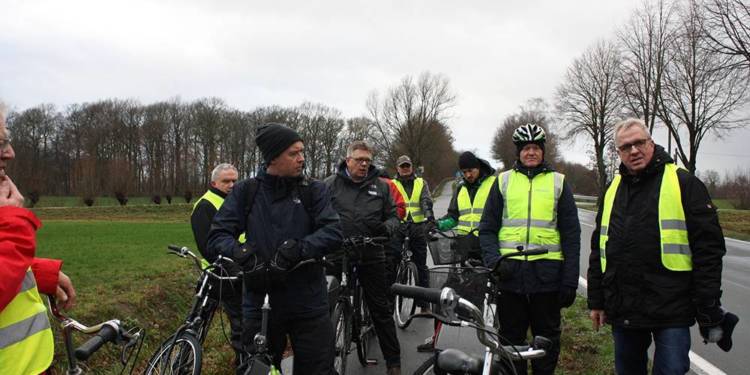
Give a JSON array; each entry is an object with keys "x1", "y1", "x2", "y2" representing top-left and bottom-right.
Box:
[
  {"x1": 555, "y1": 40, "x2": 625, "y2": 197},
  {"x1": 491, "y1": 98, "x2": 560, "y2": 170},
  {"x1": 658, "y1": 0, "x2": 749, "y2": 173},
  {"x1": 702, "y1": 0, "x2": 750, "y2": 69},
  {"x1": 617, "y1": 0, "x2": 676, "y2": 131},
  {"x1": 367, "y1": 71, "x2": 457, "y2": 168}
]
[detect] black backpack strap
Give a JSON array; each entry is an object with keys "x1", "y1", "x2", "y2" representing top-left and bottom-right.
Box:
[
  {"x1": 244, "y1": 177, "x2": 260, "y2": 220},
  {"x1": 298, "y1": 177, "x2": 315, "y2": 220}
]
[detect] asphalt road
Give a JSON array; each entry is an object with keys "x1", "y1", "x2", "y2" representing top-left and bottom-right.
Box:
[{"x1": 578, "y1": 209, "x2": 748, "y2": 375}]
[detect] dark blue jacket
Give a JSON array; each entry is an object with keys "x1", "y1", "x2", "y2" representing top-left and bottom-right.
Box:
[
  {"x1": 479, "y1": 162, "x2": 581, "y2": 293},
  {"x1": 207, "y1": 170, "x2": 343, "y2": 318}
]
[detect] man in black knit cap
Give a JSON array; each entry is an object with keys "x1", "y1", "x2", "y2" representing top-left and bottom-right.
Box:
[{"x1": 208, "y1": 123, "x2": 343, "y2": 375}]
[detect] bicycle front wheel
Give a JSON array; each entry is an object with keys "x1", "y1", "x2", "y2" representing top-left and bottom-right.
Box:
[
  {"x1": 144, "y1": 332, "x2": 202, "y2": 375},
  {"x1": 354, "y1": 287, "x2": 372, "y2": 367},
  {"x1": 393, "y1": 262, "x2": 418, "y2": 328},
  {"x1": 332, "y1": 301, "x2": 352, "y2": 375},
  {"x1": 413, "y1": 354, "x2": 437, "y2": 374}
]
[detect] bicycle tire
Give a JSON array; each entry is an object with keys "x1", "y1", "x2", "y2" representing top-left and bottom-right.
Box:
[
  {"x1": 144, "y1": 332, "x2": 202, "y2": 375},
  {"x1": 393, "y1": 262, "x2": 418, "y2": 328},
  {"x1": 413, "y1": 354, "x2": 438, "y2": 374},
  {"x1": 354, "y1": 287, "x2": 372, "y2": 366},
  {"x1": 331, "y1": 301, "x2": 352, "y2": 375}
]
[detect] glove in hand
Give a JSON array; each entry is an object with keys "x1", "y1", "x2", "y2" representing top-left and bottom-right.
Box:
[
  {"x1": 232, "y1": 246, "x2": 254, "y2": 268},
  {"x1": 558, "y1": 287, "x2": 577, "y2": 308},
  {"x1": 274, "y1": 239, "x2": 302, "y2": 271}
]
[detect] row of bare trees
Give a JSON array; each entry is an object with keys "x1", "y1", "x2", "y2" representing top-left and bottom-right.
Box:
[
  {"x1": 555, "y1": 0, "x2": 749, "y2": 197},
  {"x1": 6, "y1": 72, "x2": 460, "y2": 203}
]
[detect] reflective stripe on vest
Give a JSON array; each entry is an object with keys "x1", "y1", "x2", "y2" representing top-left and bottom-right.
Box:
[
  {"x1": 392, "y1": 178, "x2": 426, "y2": 223},
  {"x1": 192, "y1": 190, "x2": 246, "y2": 269},
  {"x1": 456, "y1": 175, "x2": 497, "y2": 236},
  {"x1": 598, "y1": 163, "x2": 692, "y2": 272},
  {"x1": 0, "y1": 269, "x2": 54, "y2": 375},
  {"x1": 497, "y1": 170, "x2": 565, "y2": 261}
]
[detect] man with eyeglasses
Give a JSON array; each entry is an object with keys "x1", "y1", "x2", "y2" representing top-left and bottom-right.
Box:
[
  {"x1": 1, "y1": 102, "x2": 77, "y2": 374},
  {"x1": 324, "y1": 140, "x2": 402, "y2": 375},
  {"x1": 588, "y1": 118, "x2": 736, "y2": 374},
  {"x1": 392, "y1": 155, "x2": 434, "y2": 310},
  {"x1": 190, "y1": 163, "x2": 244, "y2": 365}
]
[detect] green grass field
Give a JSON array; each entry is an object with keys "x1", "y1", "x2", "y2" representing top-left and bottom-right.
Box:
[
  {"x1": 32, "y1": 205, "x2": 615, "y2": 373},
  {"x1": 30, "y1": 195, "x2": 189, "y2": 208}
]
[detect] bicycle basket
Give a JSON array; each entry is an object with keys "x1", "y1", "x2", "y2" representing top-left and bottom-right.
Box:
[
  {"x1": 428, "y1": 266, "x2": 489, "y2": 312},
  {"x1": 429, "y1": 237, "x2": 470, "y2": 265}
]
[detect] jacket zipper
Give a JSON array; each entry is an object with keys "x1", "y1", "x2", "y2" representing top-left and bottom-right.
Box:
[{"x1": 525, "y1": 173, "x2": 533, "y2": 250}]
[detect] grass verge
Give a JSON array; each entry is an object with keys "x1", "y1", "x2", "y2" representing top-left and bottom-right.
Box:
[{"x1": 559, "y1": 297, "x2": 615, "y2": 374}]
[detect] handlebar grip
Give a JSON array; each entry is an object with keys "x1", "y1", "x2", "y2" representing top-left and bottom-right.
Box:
[
  {"x1": 74, "y1": 324, "x2": 118, "y2": 361},
  {"x1": 370, "y1": 236, "x2": 389, "y2": 243},
  {"x1": 390, "y1": 284, "x2": 443, "y2": 305},
  {"x1": 167, "y1": 244, "x2": 182, "y2": 252}
]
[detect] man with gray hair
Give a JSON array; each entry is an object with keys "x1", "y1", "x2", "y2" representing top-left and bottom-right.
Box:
[
  {"x1": 190, "y1": 162, "x2": 243, "y2": 363},
  {"x1": 587, "y1": 118, "x2": 736, "y2": 374}
]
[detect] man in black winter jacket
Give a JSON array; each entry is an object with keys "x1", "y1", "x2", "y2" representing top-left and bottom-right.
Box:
[
  {"x1": 324, "y1": 140, "x2": 402, "y2": 375},
  {"x1": 588, "y1": 119, "x2": 728, "y2": 375},
  {"x1": 208, "y1": 123, "x2": 343, "y2": 375},
  {"x1": 190, "y1": 163, "x2": 243, "y2": 363},
  {"x1": 479, "y1": 124, "x2": 580, "y2": 375}
]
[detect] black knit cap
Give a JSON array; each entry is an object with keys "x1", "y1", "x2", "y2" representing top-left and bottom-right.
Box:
[
  {"x1": 256, "y1": 123, "x2": 303, "y2": 165},
  {"x1": 458, "y1": 151, "x2": 481, "y2": 170}
]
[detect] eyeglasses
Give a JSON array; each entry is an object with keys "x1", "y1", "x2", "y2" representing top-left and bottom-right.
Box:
[
  {"x1": 349, "y1": 157, "x2": 372, "y2": 165},
  {"x1": 617, "y1": 138, "x2": 651, "y2": 153}
]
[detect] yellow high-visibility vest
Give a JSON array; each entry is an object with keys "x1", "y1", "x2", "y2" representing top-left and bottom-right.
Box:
[
  {"x1": 0, "y1": 268, "x2": 54, "y2": 375},
  {"x1": 193, "y1": 190, "x2": 246, "y2": 268},
  {"x1": 599, "y1": 163, "x2": 692, "y2": 272},
  {"x1": 497, "y1": 170, "x2": 565, "y2": 261},
  {"x1": 456, "y1": 176, "x2": 497, "y2": 236},
  {"x1": 393, "y1": 178, "x2": 427, "y2": 223}
]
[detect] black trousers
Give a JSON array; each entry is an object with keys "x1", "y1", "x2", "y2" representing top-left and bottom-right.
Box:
[
  {"x1": 239, "y1": 311, "x2": 335, "y2": 375},
  {"x1": 497, "y1": 291, "x2": 561, "y2": 375},
  {"x1": 203, "y1": 279, "x2": 244, "y2": 361},
  {"x1": 328, "y1": 260, "x2": 402, "y2": 368}
]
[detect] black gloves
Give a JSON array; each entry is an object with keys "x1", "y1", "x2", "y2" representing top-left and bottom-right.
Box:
[
  {"x1": 232, "y1": 246, "x2": 255, "y2": 269},
  {"x1": 558, "y1": 287, "x2": 577, "y2": 308},
  {"x1": 426, "y1": 217, "x2": 438, "y2": 234},
  {"x1": 274, "y1": 239, "x2": 303, "y2": 271},
  {"x1": 367, "y1": 220, "x2": 390, "y2": 238}
]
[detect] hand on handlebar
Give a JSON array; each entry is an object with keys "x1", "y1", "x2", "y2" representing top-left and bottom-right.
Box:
[
  {"x1": 590, "y1": 309, "x2": 606, "y2": 331},
  {"x1": 55, "y1": 271, "x2": 77, "y2": 310}
]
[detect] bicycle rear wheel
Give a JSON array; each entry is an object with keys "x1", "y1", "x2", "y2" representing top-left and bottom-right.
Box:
[
  {"x1": 332, "y1": 301, "x2": 352, "y2": 375},
  {"x1": 413, "y1": 354, "x2": 438, "y2": 374},
  {"x1": 144, "y1": 332, "x2": 202, "y2": 375},
  {"x1": 393, "y1": 262, "x2": 418, "y2": 328}
]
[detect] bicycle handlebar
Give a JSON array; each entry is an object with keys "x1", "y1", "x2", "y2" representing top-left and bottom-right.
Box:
[
  {"x1": 167, "y1": 244, "x2": 239, "y2": 281},
  {"x1": 74, "y1": 323, "x2": 119, "y2": 361},
  {"x1": 389, "y1": 284, "x2": 547, "y2": 361}
]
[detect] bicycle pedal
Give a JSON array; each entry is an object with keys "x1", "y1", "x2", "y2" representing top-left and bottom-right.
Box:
[{"x1": 366, "y1": 358, "x2": 378, "y2": 366}]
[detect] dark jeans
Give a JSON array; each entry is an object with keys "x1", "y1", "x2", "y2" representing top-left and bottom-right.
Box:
[
  {"x1": 328, "y1": 260, "x2": 402, "y2": 368},
  {"x1": 498, "y1": 291, "x2": 561, "y2": 375},
  {"x1": 239, "y1": 311, "x2": 335, "y2": 375},
  {"x1": 613, "y1": 326, "x2": 691, "y2": 375}
]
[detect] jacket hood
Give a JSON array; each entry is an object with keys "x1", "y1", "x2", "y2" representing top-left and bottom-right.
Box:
[
  {"x1": 335, "y1": 159, "x2": 379, "y2": 184},
  {"x1": 513, "y1": 160, "x2": 553, "y2": 178}
]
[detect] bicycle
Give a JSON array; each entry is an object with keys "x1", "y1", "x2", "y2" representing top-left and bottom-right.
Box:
[
  {"x1": 144, "y1": 245, "x2": 239, "y2": 375},
  {"x1": 327, "y1": 235, "x2": 389, "y2": 374},
  {"x1": 392, "y1": 221, "x2": 425, "y2": 329},
  {"x1": 47, "y1": 296, "x2": 144, "y2": 375},
  {"x1": 396, "y1": 247, "x2": 552, "y2": 375}
]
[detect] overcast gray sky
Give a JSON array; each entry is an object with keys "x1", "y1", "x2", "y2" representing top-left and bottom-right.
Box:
[{"x1": 2, "y1": 0, "x2": 748, "y2": 176}]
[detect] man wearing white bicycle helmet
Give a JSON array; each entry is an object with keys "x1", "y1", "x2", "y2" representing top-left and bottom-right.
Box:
[{"x1": 479, "y1": 123, "x2": 581, "y2": 375}]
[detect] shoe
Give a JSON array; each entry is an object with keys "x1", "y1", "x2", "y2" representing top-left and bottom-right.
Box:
[
  {"x1": 417, "y1": 337, "x2": 435, "y2": 352},
  {"x1": 386, "y1": 365, "x2": 401, "y2": 375}
]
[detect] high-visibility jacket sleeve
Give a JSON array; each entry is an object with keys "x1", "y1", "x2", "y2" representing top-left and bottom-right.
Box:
[
  {"x1": 384, "y1": 178, "x2": 406, "y2": 220},
  {"x1": 0, "y1": 206, "x2": 42, "y2": 310}
]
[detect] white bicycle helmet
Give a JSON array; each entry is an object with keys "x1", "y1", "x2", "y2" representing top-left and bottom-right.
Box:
[{"x1": 512, "y1": 123, "x2": 546, "y2": 144}]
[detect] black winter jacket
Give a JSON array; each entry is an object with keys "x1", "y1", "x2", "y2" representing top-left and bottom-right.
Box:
[
  {"x1": 587, "y1": 145, "x2": 726, "y2": 329},
  {"x1": 479, "y1": 161, "x2": 581, "y2": 294},
  {"x1": 191, "y1": 186, "x2": 226, "y2": 262},
  {"x1": 207, "y1": 170, "x2": 343, "y2": 319},
  {"x1": 324, "y1": 162, "x2": 400, "y2": 263}
]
